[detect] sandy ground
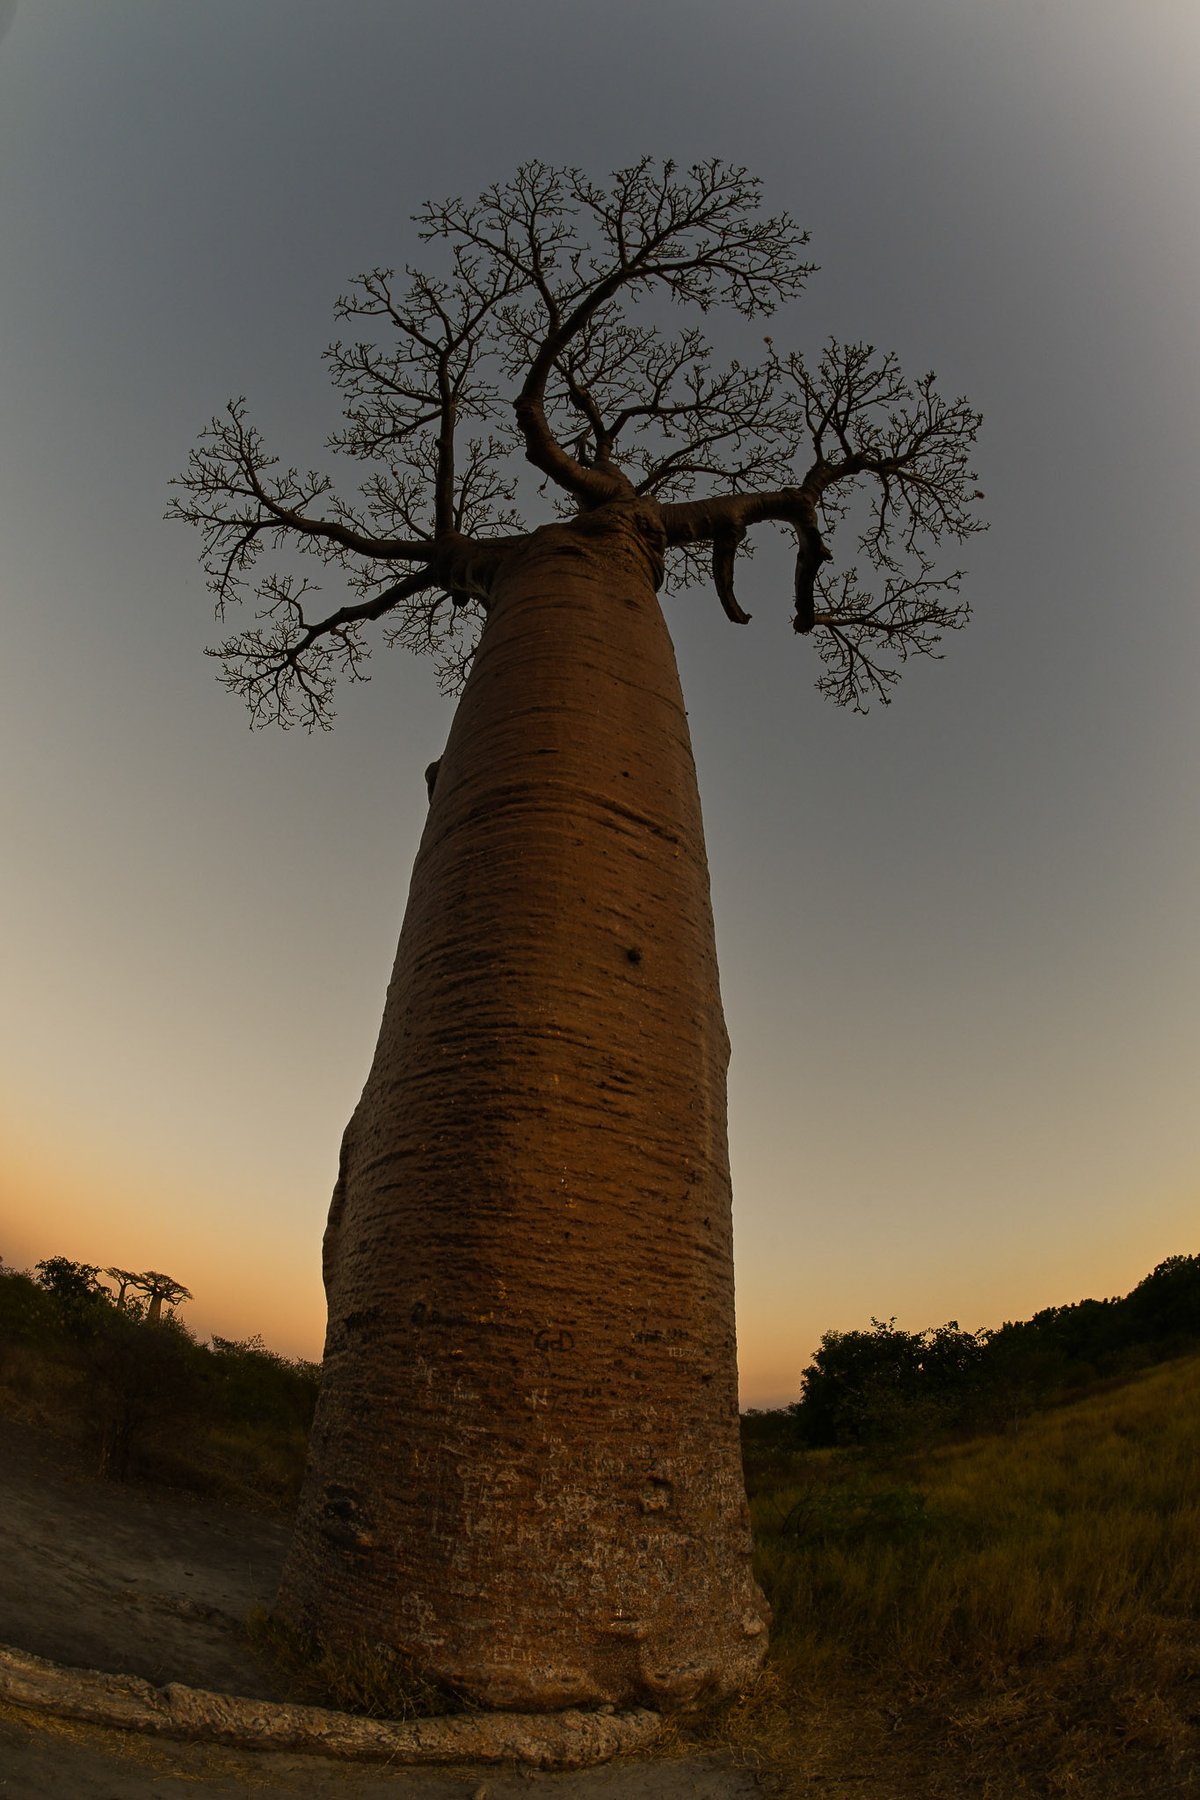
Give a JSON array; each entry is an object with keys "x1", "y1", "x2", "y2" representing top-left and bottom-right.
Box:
[{"x1": 0, "y1": 1419, "x2": 766, "y2": 1798}]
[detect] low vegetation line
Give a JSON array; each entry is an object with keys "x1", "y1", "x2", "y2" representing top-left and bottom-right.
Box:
[{"x1": 3, "y1": 1250, "x2": 1197, "y2": 1795}]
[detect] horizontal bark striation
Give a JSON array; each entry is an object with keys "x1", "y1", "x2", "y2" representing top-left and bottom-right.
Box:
[{"x1": 276, "y1": 507, "x2": 768, "y2": 1710}]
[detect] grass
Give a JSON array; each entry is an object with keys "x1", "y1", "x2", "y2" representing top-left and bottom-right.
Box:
[
  {"x1": 704, "y1": 1353, "x2": 1200, "y2": 1797},
  {"x1": 0, "y1": 1343, "x2": 312, "y2": 1511},
  {"x1": 244, "y1": 1608, "x2": 468, "y2": 1719},
  {"x1": 4, "y1": 1265, "x2": 1197, "y2": 1793}
]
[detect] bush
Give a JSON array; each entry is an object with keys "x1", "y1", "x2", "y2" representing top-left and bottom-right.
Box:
[
  {"x1": 0, "y1": 1262, "x2": 316, "y2": 1501},
  {"x1": 791, "y1": 1317, "x2": 988, "y2": 1448},
  {"x1": 0, "y1": 1267, "x2": 65, "y2": 1356},
  {"x1": 786, "y1": 1255, "x2": 1200, "y2": 1455},
  {"x1": 209, "y1": 1334, "x2": 319, "y2": 1434},
  {"x1": 82, "y1": 1308, "x2": 213, "y2": 1481}
]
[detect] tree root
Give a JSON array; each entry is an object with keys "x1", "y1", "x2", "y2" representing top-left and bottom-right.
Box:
[{"x1": 0, "y1": 1642, "x2": 663, "y2": 1769}]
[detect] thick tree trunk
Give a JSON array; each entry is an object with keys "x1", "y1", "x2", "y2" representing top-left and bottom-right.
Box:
[{"x1": 275, "y1": 505, "x2": 769, "y2": 1711}]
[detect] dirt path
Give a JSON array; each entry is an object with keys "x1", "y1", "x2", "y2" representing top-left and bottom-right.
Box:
[
  {"x1": 0, "y1": 1418, "x2": 290, "y2": 1699},
  {"x1": 0, "y1": 1420, "x2": 765, "y2": 1797}
]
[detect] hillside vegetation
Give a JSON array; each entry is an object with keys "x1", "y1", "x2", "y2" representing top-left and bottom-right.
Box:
[
  {"x1": 0, "y1": 1261, "x2": 317, "y2": 1509},
  {"x1": 769, "y1": 1253, "x2": 1200, "y2": 1452},
  {"x1": 722, "y1": 1353, "x2": 1200, "y2": 1798},
  {"x1": 2, "y1": 1253, "x2": 1197, "y2": 1794}
]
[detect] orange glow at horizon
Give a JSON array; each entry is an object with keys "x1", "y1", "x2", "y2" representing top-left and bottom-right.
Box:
[
  {"x1": 1, "y1": 1119, "x2": 328, "y2": 1364},
  {"x1": 6, "y1": 1114, "x2": 1195, "y2": 1407}
]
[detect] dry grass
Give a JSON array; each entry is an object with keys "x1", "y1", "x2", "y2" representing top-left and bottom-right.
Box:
[
  {"x1": 244, "y1": 1608, "x2": 468, "y2": 1719},
  {"x1": 711, "y1": 1354, "x2": 1200, "y2": 1797},
  {"x1": 6, "y1": 1273, "x2": 1197, "y2": 1792}
]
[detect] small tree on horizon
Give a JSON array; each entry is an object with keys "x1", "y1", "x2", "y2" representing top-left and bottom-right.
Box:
[
  {"x1": 172, "y1": 158, "x2": 983, "y2": 1712},
  {"x1": 126, "y1": 1270, "x2": 193, "y2": 1325},
  {"x1": 104, "y1": 1267, "x2": 142, "y2": 1312}
]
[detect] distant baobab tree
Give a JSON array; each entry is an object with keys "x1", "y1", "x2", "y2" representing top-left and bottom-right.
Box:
[
  {"x1": 118, "y1": 1269, "x2": 193, "y2": 1323},
  {"x1": 171, "y1": 159, "x2": 982, "y2": 1711},
  {"x1": 134, "y1": 1270, "x2": 192, "y2": 1324},
  {"x1": 104, "y1": 1266, "x2": 142, "y2": 1311}
]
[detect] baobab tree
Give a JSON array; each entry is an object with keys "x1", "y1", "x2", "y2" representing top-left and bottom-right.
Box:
[
  {"x1": 104, "y1": 1266, "x2": 141, "y2": 1311},
  {"x1": 129, "y1": 1270, "x2": 193, "y2": 1325},
  {"x1": 171, "y1": 159, "x2": 982, "y2": 1712}
]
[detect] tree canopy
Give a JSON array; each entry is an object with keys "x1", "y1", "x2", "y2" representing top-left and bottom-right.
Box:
[
  {"x1": 787, "y1": 1256, "x2": 1200, "y2": 1448},
  {"x1": 170, "y1": 158, "x2": 984, "y2": 725}
]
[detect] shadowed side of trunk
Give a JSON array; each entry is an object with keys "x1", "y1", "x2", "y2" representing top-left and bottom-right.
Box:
[{"x1": 275, "y1": 506, "x2": 769, "y2": 1711}]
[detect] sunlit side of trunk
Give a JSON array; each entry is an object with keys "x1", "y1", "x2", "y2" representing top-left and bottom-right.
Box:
[{"x1": 276, "y1": 508, "x2": 768, "y2": 1710}]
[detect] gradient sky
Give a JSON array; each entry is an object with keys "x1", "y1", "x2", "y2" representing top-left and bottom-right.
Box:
[{"x1": 1, "y1": 0, "x2": 1196, "y2": 1405}]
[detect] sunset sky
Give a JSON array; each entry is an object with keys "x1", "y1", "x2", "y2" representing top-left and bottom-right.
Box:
[{"x1": 1, "y1": 0, "x2": 1196, "y2": 1405}]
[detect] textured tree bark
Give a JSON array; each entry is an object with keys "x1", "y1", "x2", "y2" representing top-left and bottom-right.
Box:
[{"x1": 275, "y1": 503, "x2": 769, "y2": 1711}]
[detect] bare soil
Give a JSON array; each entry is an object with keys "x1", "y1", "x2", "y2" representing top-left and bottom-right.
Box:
[{"x1": 0, "y1": 1418, "x2": 764, "y2": 1798}]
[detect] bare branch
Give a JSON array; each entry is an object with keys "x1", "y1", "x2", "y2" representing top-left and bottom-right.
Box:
[
  {"x1": 792, "y1": 522, "x2": 834, "y2": 634},
  {"x1": 207, "y1": 567, "x2": 440, "y2": 731},
  {"x1": 808, "y1": 563, "x2": 970, "y2": 712},
  {"x1": 325, "y1": 255, "x2": 521, "y2": 537},
  {"x1": 784, "y1": 340, "x2": 985, "y2": 569},
  {"x1": 712, "y1": 525, "x2": 752, "y2": 624},
  {"x1": 660, "y1": 337, "x2": 982, "y2": 705},
  {"x1": 167, "y1": 400, "x2": 434, "y2": 618},
  {"x1": 172, "y1": 163, "x2": 981, "y2": 726},
  {"x1": 420, "y1": 158, "x2": 813, "y2": 502},
  {"x1": 773, "y1": 340, "x2": 984, "y2": 703}
]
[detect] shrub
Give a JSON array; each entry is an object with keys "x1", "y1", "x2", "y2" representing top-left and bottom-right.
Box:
[
  {"x1": 792, "y1": 1317, "x2": 988, "y2": 1448},
  {"x1": 0, "y1": 1266, "x2": 65, "y2": 1354},
  {"x1": 82, "y1": 1308, "x2": 213, "y2": 1481}
]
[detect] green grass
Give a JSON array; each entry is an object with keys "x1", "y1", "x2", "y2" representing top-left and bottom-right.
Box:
[{"x1": 719, "y1": 1354, "x2": 1200, "y2": 1797}]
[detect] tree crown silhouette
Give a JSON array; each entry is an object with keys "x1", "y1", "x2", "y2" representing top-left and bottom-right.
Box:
[{"x1": 170, "y1": 158, "x2": 984, "y2": 721}]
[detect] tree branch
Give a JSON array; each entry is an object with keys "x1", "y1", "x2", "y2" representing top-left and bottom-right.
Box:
[
  {"x1": 207, "y1": 567, "x2": 441, "y2": 731},
  {"x1": 173, "y1": 163, "x2": 981, "y2": 726},
  {"x1": 422, "y1": 159, "x2": 813, "y2": 505},
  {"x1": 711, "y1": 525, "x2": 752, "y2": 624}
]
